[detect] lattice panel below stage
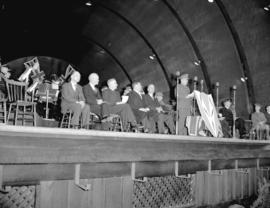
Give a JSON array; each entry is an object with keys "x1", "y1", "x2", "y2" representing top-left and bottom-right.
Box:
[
  {"x1": 133, "y1": 175, "x2": 194, "y2": 208},
  {"x1": 0, "y1": 186, "x2": 36, "y2": 208}
]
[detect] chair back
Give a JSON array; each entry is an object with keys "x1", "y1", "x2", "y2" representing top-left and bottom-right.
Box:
[
  {"x1": 5, "y1": 79, "x2": 28, "y2": 102},
  {"x1": 24, "y1": 57, "x2": 39, "y2": 69}
]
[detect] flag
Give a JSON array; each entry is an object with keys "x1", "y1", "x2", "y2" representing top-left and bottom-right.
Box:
[{"x1": 194, "y1": 90, "x2": 223, "y2": 138}]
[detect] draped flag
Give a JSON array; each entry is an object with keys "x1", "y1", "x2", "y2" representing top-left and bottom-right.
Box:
[{"x1": 194, "y1": 90, "x2": 223, "y2": 138}]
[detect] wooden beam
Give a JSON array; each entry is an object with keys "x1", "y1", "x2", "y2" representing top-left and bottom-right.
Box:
[
  {"x1": 0, "y1": 126, "x2": 270, "y2": 164},
  {"x1": 3, "y1": 158, "x2": 270, "y2": 185}
]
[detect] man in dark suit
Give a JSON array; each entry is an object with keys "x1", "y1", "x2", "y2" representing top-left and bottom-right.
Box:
[
  {"x1": 127, "y1": 82, "x2": 155, "y2": 133},
  {"x1": 145, "y1": 84, "x2": 175, "y2": 134},
  {"x1": 144, "y1": 84, "x2": 175, "y2": 134},
  {"x1": 83, "y1": 73, "x2": 104, "y2": 118},
  {"x1": 61, "y1": 71, "x2": 90, "y2": 128},
  {"x1": 219, "y1": 98, "x2": 246, "y2": 138},
  {"x1": 102, "y1": 78, "x2": 138, "y2": 131}
]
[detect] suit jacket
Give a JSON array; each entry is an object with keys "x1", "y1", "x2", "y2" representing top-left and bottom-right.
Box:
[
  {"x1": 61, "y1": 82, "x2": 85, "y2": 112},
  {"x1": 144, "y1": 94, "x2": 160, "y2": 110},
  {"x1": 102, "y1": 88, "x2": 121, "y2": 105},
  {"x1": 266, "y1": 113, "x2": 270, "y2": 125},
  {"x1": 127, "y1": 91, "x2": 147, "y2": 122},
  {"x1": 219, "y1": 107, "x2": 233, "y2": 127},
  {"x1": 144, "y1": 94, "x2": 160, "y2": 122},
  {"x1": 83, "y1": 83, "x2": 104, "y2": 116},
  {"x1": 83, "y1": 83, "x2": 102, "y2": 105}
]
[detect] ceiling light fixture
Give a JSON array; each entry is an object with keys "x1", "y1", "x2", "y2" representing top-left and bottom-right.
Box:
[
  {"x1": 97, "y1": 49, "x2": 105, "y2": 55},
  {"x1": 264, "y1": 4, "x2": 270, "y2": 11},
  {"x1": 208, "y1": 0, "x2": 214, "y2": 3},
  {"x1": 240, "y1": 77, "x2": 248, "y2": 82},
  {"x1": 149, "y1": 54, "x2": 156, "y2": 60},
  {"x1": 86, "y1": 1, "x2": 92, "y2": 6},
  {"x1": 194, "y1": 60, "x2": 201, "y2": 66}
]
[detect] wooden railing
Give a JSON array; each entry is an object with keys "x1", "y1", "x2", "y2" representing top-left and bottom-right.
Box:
[{"x1": 0, "y1": 125, "x2": 270, "y2": 186}]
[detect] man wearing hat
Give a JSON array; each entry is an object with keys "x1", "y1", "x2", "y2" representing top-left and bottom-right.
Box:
[
  {"x1": 175, "y1": 73, "x2": 194, "y2": 135},
  {"x1": 155, "y1": 91, "x2": 175, "y2": 134}
]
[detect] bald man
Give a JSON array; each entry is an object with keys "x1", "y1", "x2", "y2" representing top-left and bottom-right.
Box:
[
  {"x1": 61, "y1": 71, "x2": 90, "y2": 128},
  {"x1": 83, "y1": 73, "x2": 104, "y2": 118}
]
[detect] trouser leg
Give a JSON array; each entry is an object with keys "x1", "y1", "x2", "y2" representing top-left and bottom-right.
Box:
[
  {"x1": 164, "y1": 114, "x2": 175, "y2": 134},
  {"x1": 119, "y1": 104, "x2": 137, "y2": 130},
  {"x1": 157, "y1": 114, "x2": 165, "y2": 133},
  {"x1": 177, "y1": 108, "x2": 190, "y2": 135},
  {"x1": 235, "y1": 118, "x2": 246, "y2": 137},
  {"x1": 69, "y1": 103, "x2": 82, "y2": 126},
  {"x1": 81, "y1": 104, "x2": 90, "y2": 127}
]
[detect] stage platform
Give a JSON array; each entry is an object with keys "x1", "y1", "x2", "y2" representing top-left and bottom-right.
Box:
[{"x1": 0, "y1": 124, "x2": 270, "y2": 185}]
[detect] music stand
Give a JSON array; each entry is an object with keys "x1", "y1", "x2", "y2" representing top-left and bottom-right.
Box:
[{"x1": 36, "y1": 82, "x2": 58, "y2": 120}]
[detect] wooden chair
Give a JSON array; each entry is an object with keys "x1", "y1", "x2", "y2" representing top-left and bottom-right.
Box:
[
  {"x1": 6, "y1": 79, "x2": 37, "y2": 126},
  {"x1": 23, "y1": 57, "x2": 39, "y2": 69},
  {"x1": 108, "y1": 114, "x2": 123, "y2": 132},
  {"x1": 250, "y1": 126, "x2": 267, "y2": 140},
  {"x1": 60, "y1": 109, "x2": 73, "y2": 128},
  {"x1": 0, "y1": 98, "x2": 7, "y2": 124},
  {"x1": 88, "y1": 112, "x2": 101, "y2": 130}
]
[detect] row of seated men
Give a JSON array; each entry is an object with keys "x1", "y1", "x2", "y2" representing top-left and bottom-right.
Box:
[
  {"x1": 2, "y1": 65, "x2": 268, "y2": 138},
  {"x1": 61, "y1": 71, "x2": 175, "y2": 133}
]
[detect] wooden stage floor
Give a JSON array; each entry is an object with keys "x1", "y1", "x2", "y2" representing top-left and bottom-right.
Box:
[{"x1": 0, "y1": 124, "x2": 270, "y2": 185}]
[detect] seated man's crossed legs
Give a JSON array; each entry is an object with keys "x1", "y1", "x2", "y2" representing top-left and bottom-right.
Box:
[
  {"x1": 157, "y1": 113, "x2": 175, "y2": 134},
  {"x1": 105, "y1": 103, "x2": 140, "y2": 131}
]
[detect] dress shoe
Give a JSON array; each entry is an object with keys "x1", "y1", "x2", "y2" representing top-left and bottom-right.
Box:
[
  {"x1": 71, "y1": 124, "x2": 80, "y2": 129},
  {"x1": 130, "y1": 123, "x2": 144, "y2": 132}
]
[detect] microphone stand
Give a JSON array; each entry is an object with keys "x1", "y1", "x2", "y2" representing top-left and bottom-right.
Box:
[
  {"x1": 200, "y1": 80, "x2": 204, "y2": 92},
  {"x1": 176, "y1": 76, "x2": 180, "y2": 135},
  {"x1": 215, "y1": 82, "x2": 220, "y2": 108},
  {"x1": 42, "y1": 83, "x2": 50, "y2": 120},
  {"x1": 232, "y1": 85, "x2": 237, "y2": 138},
  {"x1": 192, "y1": 76, "x2": 198, "y2": 116}
]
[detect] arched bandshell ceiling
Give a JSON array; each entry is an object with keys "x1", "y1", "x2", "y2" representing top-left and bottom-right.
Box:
[{"x1": 2, "y1": 0, "x2": 270, "y2": 117}]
